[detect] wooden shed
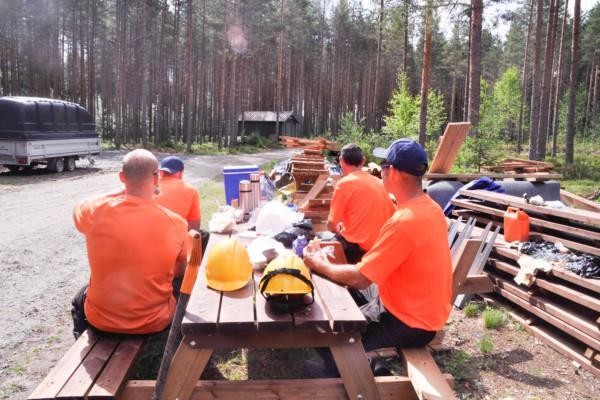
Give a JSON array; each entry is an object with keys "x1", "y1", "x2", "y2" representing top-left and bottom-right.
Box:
[{"x1": 238, "y1": 111, "x2": 298, "y2": 139}]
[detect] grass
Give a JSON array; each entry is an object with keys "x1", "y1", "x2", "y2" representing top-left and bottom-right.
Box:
[
  {"x1": 101, "y1": 139, "x2": 280, "y2": 156},
  {"x1": 435, "y1": 350, "x2": 476, "y2": 382},
  {"x1": 482, "y1": 308, "x2": 507, "y2": 330},
  {"x1": 6, "y1": 363, "x2": 26, "y2": 375},
  {"x1": 197, "y1": 180, "x2": 226, "y2": 230},
  {"x1": 0, "y1": 382, "x2": 26, "y2": 398},
  {"x1": 479, "y1": 334, "x2": 493, "y2": 354},
  {"x1": 464, "y1": 301, "x2": 485, "y2": 318}
]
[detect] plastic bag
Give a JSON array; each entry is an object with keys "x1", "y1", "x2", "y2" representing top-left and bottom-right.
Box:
[
  {"x1": 208, "y1": 208, "x2": 236, "y2": 233},
  {"x1": 260, "y1": 174, "x2": 277, "y2": 201},
  {"x1": 255, "y1": 200, "x2": 302, "y2": 235}
]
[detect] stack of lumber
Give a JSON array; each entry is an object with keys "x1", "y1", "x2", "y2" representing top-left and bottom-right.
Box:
[
  {"x1": 483, "y1": 158, "x2": 555, "y2": 173},
  {"x1": 293, "y1": 174, "x2": 339, "y2": 231},
  {"x1": 450, "y1": 190, "x2": 600, "y2": 377},
  {"x1": 279, "y1": 135, "x2": 340, "y2": 151},
  {"x1": 288, "y1": 149, "x2": 329, "y2": 192}
]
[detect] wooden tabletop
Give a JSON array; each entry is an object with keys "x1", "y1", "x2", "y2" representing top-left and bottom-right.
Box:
[{"x1": 182, "y1": 232, "x2": 366, "y2": 337}]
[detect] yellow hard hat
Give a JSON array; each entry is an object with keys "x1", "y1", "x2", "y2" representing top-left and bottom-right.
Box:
[
  {"x1": 205, "y1": 238, "x2": 252, "y2": 291},
  {"x1": 259, "y1": 254, "x2": 314, "y2": 312}
]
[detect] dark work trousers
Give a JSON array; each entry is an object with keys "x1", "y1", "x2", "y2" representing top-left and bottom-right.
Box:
[
  {"x1": 71, "y1": 278, "x2": 184, "y2": 340},
  {"x1": 316, "y1": 311, "x2": 435, "y2": 367},
  {"x1": 335, "y1": 234, "x2": 366, "y2": 265}
]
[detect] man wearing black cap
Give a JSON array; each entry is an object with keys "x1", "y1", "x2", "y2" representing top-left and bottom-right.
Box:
[
  {"x1": 303, "y1": 139, "x2": 452, "y2": 376},
  {"x1": 155, "y1": 156, "x2": 201, "y2": 231}
]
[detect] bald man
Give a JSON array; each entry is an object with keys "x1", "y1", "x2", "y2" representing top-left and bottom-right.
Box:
[{"x1": 71, "y1": 149, "x2": 189, "y2": 338}]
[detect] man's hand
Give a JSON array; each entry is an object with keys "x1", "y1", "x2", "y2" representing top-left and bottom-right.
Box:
[{"x1": 303, "y1": 241, "x2": 329, "y2": 275}]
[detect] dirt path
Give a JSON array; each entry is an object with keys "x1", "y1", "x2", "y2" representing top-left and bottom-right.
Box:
[{"x1": 0, "y1": 149, "x2": 293, "y2": 399}]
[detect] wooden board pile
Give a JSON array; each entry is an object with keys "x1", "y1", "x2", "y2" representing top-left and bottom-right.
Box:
[
  {"x1": 279, "y1": 135, "x2": 340, "y2": 151},
  {"x1": 288, "y1": 148, "x2": 329, "y2": 193},
  {"x1": 483, "y1": 158, "x2": 555, "y2": 173},
  {"x1": 450, "y1": 189, "x2": 600, "y2": 376}
]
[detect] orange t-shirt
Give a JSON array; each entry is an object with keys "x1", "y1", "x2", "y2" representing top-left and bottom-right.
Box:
[
  {"x1": 73, "y1": 194, "x2": 188, "y2": 334},
  {"x1": 357, "y1": 195, "x2": 452, "y2": 331},
  {"x1": 328, "y1": 170, "x2": 395, "y2": 251},
  {"x1": 155, "y1": 176, "x2": 201, "y2": 222}
]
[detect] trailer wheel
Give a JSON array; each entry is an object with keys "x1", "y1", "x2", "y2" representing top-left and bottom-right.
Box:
[
  {"x1": 65, "y1": 157, "x2": 76, "y2": 171},
  {"x1": 48, "y1": 157, "x2": 65, "y2": 173},
  {"x1": 6, "y1": 165, "x2": 21, "y2": 173}
]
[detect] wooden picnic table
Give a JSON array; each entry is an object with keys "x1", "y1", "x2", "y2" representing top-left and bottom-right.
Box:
[
  {"x1": 159, "y1": 230, "x2": 380, "y2": 400},
  {"x1": 128, "y1": 229, "x2": 389, "y2": 400}
]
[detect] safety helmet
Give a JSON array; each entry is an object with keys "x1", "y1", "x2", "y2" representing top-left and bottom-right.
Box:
[
  {"x1": 259, "y1": 254, "x2": 314, "y2": 313},
  {"x1": 205, "y1": 238, "x2": 252, "y2": 291}
]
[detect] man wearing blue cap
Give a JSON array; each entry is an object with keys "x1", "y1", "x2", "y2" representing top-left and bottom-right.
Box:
[
  {"x1": 155, "y1": 156, "x2": 201, "y2": 231},
  {"x1": 303, "y1": 138, "x2": 452, "y2": 376}
]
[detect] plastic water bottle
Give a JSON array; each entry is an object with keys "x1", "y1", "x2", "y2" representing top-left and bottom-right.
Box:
[{"x1": 293, "y1": 235, "x2": 308, "y2": 257}]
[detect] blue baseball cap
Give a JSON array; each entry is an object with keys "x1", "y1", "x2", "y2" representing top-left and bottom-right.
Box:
[
  {"x1": 372, "y1": 139, "x2": 428, "y2": 176},
  {"x1": 159, "y1": 156, "x2": 184, "y2": 174}
]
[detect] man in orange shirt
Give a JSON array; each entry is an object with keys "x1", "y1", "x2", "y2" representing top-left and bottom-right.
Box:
[
  {"x1": 304, "y1": 139, "x2": 452, "y2": 374},
  {"x1": 328, "y1": 144, "x2": 395, "y2": 263},
  {"x1": 155, "y1": 156, "x2": 201, "y2": 231},
  {"x1": 71, "y1": 149, "x2": 188, "y2": 338}
]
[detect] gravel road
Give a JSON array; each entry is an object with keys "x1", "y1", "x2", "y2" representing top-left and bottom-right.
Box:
[{"x1": 0, "y1": 148, "x2": 294, "y2": 399}]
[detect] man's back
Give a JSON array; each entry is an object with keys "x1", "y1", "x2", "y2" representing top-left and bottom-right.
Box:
[
  {"x1": 329, "y1": 170, "x2": 395, "y2": 251},
  {"x1": 155, "y1": 176, "x2": 200, "y2": 224},
  {"x1": 74, "y1": 194, "x2": 187, "y2": 334}
]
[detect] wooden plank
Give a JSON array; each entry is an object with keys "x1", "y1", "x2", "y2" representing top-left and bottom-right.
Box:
[
  {"x1": 297, "y1": 175, "x2": 330, "y2": 210},
  {"x1": 491, "y1": 244, "x2": 600, "y2": 294},
  {"x1": 451, "y1": 239, "x2": 482, "y2": 302},
  {"x1": 160, "y1": 338, "x2": 213, "y2": 400},
  {"x1": 487, "y1": 272, "x2": 600, "y2": 341},
  {"x1": 452, "y1": 198, "x2": 600, "y2": 242},
  {"x1": 488, "y1": 258, "x2": 600, "y2": 312},
  {"x1": 330, "y1": 339, "x2": 381, "y2": 400},
  {"x1": 182, "y1": 234, "x2": 225, "y2": 335},
  {"x1": 186, "y1": 331, "x2": 356, "y2": 349},
  {"x1": 254, "y1": 270, "x2": 295, "y2": 332},
  {"x1": 217, "y1": 272, "x2": 257, "y2": 334},
  {"x1": 426, "y1": 172, "x2": 562, "y2": 182},
  {"x1": 311, "y1": 274, "x2": 366, "y2": 332},
  {"x1": 584, "y1": 348, "x2": 600, "y2": 367},
  {"x1": 120, "y1": 376, "x2": 454, "y2": 400},
  {"x1": 291, "y1": 273, "x2": 332, "y2": 332},
  {"x1": 429, "y1": 122, "x2": 471, "y2": 174},
  {"x1": 481, "y1": 294, "x2": 600, "y2": 378},
  {"x1": 302, "y1": 210, "x2": 330, "y2": 219},
  {"x1": 401, "y1": 348, "x2": 457, "y2": 400},
  {"x1": 459, "y1": 274, "x2": 494, "y2": 295},
  {"x1": 88, "y1": 337, "x2": 145, "y2": 399},
  {"x1": 560, "y1": 189, "x2": 600, "y2": 212},
  {"x1": 57, "y1": 336, "x2": 121, "y2": 399},
  {"x1": 458, "y1": 189, "x2": 600, "y2": 227},
  {"x1": 28, "y1": 330, "x2": 100, "y2": 400}
]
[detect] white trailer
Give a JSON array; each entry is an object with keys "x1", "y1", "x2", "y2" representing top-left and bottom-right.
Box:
[{"x1": 0, "y1": 97, "x2": 100, "y2": 173}]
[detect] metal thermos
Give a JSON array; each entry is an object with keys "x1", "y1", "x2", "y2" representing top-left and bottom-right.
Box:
[
  {"x1": 239, "y1": 180, "x2": 252, "y2": 217},
  {"x1": 250, "y1": 173, "x2": 261, "y2": 210}
]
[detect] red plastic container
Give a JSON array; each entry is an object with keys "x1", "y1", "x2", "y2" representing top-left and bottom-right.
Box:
[{"x1": 503, "y1": 207, "x2": 530, "y2": 242}]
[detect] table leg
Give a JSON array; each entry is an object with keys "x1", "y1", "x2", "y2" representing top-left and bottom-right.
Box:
[
  {"x1": 161, "y1": 337, "x2": 213, "y2": 400},
  {"x1": 330, "y1": 339, "x2": 381, "y2": 400}
]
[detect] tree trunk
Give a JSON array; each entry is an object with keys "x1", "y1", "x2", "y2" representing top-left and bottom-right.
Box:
[
  {"x1": 518, "y1": 0, "x2": 535, "y2": 154},
  {"x1": 184, "y1": 0, "x2": 194, "y2": 152},
  {"x1": 418, "y1": 0, "x2": 433, "y2": 145},
  {"x1": 403, "y1": 0, "x2": 409, "y2": 74},
  {"x1": 373, "y1": 0, "x2": 384, "y2": 130},
  {"x1": 467, "y1": 0, "x2": 483, "y2": 134},
  {"x1": 565, "y1": 0, "x2": 580, "y2": 165},
  {"x1": 551, "y1": 0, "x2": 569, "y2": 157},
  {"x1": 535, "y1": 0, "x2": 558, "y2": 160},
  {"x1": 528, "y1": 0, "x2": 543, "y2": 159}
]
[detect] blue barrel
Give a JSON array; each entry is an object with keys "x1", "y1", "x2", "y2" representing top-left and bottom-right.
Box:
[{"x1": 223, "y1": 165, "x2": 259, "y2": 205}]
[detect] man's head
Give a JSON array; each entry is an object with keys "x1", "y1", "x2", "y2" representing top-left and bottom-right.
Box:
[
  {"x1": 373, "y1": 139, "x2": 428, "y2": 193},
  {"x1": 119, "y1": 149, "x2": 159, "y2": 198},
  {"x1": 159, "y1": 156, "x2": 185, "y2": 178},
  {"x1": 339, "y1": 143, "x2": 365, "y2": 175}
]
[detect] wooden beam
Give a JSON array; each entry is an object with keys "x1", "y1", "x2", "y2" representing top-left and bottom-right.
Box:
[
  {"x1": 459, "y1": 274, "x2": 494, "y2": 295},
  {"x1": 560, "y1": 189, "x2": 600, "y2": 212},
  {"x1": 401, "y1": 348, "x2": 457, "y2": 400},
  {"x1": 119, "y1": 376, "x2": 454, "y2": 400},
  {"x1": 429, "y1": 122, "x2": 471, "y2": 174},
  {"x1": 426, "y1": 172, "x2": 562, "y2": 182}
]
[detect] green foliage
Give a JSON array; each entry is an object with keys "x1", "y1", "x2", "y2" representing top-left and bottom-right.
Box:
[
  {"x1": 244, "y1": 131, "x2": 270, "y2": 147},
  {"x1": 436, "y1": 350, "x2": 476, "y2": 382},
  {"x1": 493, "y1": 67, "x2": 521, "y2": 142},
  {"x1": 482, "y1": 308, "x2": 507, "y2": 330},
  {"x1": 426, "y1": 89, "x2": 447, "y2": 140},
  {"x1": 335, "y1": 113, "x2": 391, "y2": 163},
  {"x1": 383, "y1": 73, "x2": 419, "y2": 139},
  {"x1": 464, "y1": 302, "x2": 485, "y2": 318},
  {"x1": 479, "y1": 334, "x2": 493, "y2": 354}
]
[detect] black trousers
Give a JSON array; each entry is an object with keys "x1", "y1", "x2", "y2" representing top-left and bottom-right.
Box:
[{"x1": 336, "y1": 235, "x2": 366, "y2": 265}]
